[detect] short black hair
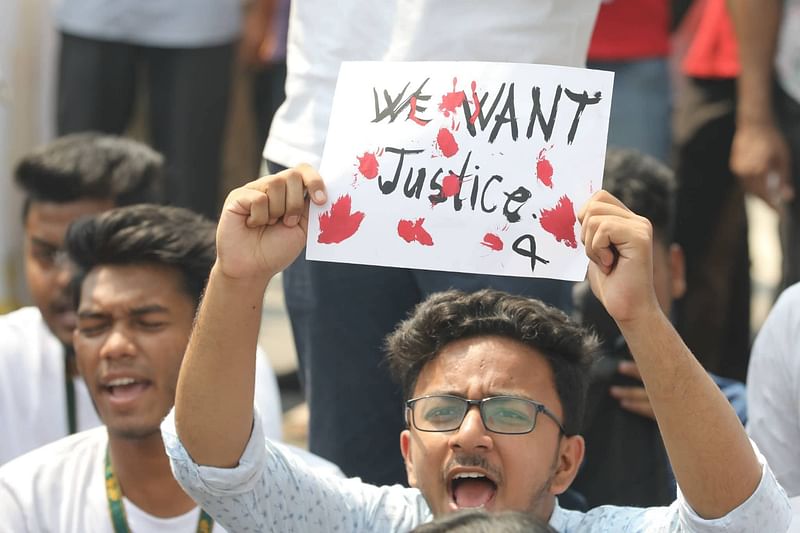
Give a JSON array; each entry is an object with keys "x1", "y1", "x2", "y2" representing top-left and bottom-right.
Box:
[
  {"x1": 603, "y1": 148, "x2": 676, "y2": 243},
  {"x1": 411, "y1": 510, "x2": 557, "y2": 533},
  {"x1": 386, "y1": 289, "x2": 597, "y2": 436},
  {"x1": 65, "y1": 204, "x2": 215, "y2": 307},
  {"x1": 15, "y1": 132, "x2": 164, "y2": 219}
]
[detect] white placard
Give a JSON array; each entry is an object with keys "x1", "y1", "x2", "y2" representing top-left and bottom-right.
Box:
[{"x1": 307, "y1": 61, "x2": 614, "y2": 281}]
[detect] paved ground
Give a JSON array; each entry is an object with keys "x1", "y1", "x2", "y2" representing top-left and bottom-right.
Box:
[{"x1": 260, "y1": 199, "x2": 784, "y2": 450}]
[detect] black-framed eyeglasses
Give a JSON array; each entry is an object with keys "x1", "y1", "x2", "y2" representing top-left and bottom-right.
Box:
[{"x1": 405, "y1": 394, "x2": 567, "y2": 435}]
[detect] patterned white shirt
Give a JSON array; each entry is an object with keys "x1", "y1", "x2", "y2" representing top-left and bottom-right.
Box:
[{"x1": 162, "y1": 409, "x2": 791, "y2": 533}]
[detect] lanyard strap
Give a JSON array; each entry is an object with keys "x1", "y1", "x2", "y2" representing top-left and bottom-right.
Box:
[
  {"x1": 104, "y1": 447, "x2": 214, "y2": 533},
  {"x1": 64, "y1": 354, "x2": 76, "y2": 435}
]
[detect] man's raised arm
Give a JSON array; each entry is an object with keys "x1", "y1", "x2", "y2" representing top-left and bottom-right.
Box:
[
  {"x1": 579, "y1": 191, "x2": 762, "y2": 519},
  {"x1": 174, "y1": 165, "x2": 326, "y2": 467}
]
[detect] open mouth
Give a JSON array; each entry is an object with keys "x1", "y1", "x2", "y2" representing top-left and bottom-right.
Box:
[
  {"x1": 102, "y1": 378, "x2": 152, "y2": 404},
  {"x1": 450, "y1": 472, "x2": 498, "y2": 509}
]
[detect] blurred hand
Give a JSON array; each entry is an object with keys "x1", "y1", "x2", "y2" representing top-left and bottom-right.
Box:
[
  {"x1": 578, "y1": 191, "x2": 660, "y2": 324},
  {"x1": 610, "y1": 361, "x2": 655, "y2": 420},
  {"x1": 216, "y1": 164, "x2": 327, "y2": 282},
  {"x1": 730, "y1": 120, "x2": 793, "y2": 211},
  {"x1": 239, "y1": 1, "x2": 277, "y2": 67}
]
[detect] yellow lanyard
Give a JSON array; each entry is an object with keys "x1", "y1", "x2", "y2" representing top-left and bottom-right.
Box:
[{"x1": 104, "y1": 447, "x2": 214, "y2": 533}]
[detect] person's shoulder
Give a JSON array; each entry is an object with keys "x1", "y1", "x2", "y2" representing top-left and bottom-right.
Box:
[
  {"x1": 0, "y1": 306, "x2": 55, "y2": 354},
  {"x1": 0, "y1": 306, "x2": 62, "y2": 376},
  {"x1": 550, "y1": 500, "x2": 679, "y2": 532},
  {"x1": 0, "y1": 427, "x2": 106, "y2": 488},
  {"x1": 0, "y1": 306, "x2": 46, "y2": 334}
]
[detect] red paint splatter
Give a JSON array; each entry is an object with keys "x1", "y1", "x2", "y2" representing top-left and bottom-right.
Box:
[
  {"x1": 408, "y1": 96, "x2": 428, "y2": 126},
  {"x1": 436, "y1": 128, "x2": 459, "y2": 158},
  {"x1": 481, "y1": 233, "x2": 504, "y2": 251},
  {"x1": 539, "y1": 195, "x2": 577, "y2": 248},
  {"x1": 318, "y1": 195, "x2": 365, "y2": 244},
  {"x1": 439, "y1": 77, "x2": 465, "y2": 117},
  {"x1": 536, "y1": 148, "x2": 554, "y2": 188},
  {"x1": 441, "y1": 172, "x2": 462, "y2": 198},
  {"x1": 357, "y1": 152, "x2": 379, "y2": 179},
  {"x1": 397, "y1": 218, "x2": 434, "y2": 246},
  {"x1": 469, "y1": 80, "x2": 481, "y2": 124}
]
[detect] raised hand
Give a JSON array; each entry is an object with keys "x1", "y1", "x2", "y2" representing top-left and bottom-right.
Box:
[
  {"x1": 578, "y1": 191, "x2": 659, "y2": 325},
  {"x1": 216, "y1": 164, "x2": 327, "y2": 282}
]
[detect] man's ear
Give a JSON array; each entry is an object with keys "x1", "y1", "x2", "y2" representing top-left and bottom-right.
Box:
[
  {"x1": 550, "y1": 434, "x2": 585, "y2": 495},
  {"x1": 400, "y1": 429, "x2": 418, "y2": 487},
  {"x1": 669, "y1": 243, "x2": 686, "y2": 300}
]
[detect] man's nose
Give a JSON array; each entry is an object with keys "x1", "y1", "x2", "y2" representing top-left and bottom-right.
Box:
[
  {"x1": 99, "y1": 327, "x2": 136, "y2": 360},
  {"x1": 450, "y1": 406, "x2": 493, "y2": 451}
]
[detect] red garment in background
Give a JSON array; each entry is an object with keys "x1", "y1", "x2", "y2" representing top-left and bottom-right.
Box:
[
  {"x1": 681, "y1": 0, "x2": 740, "y2": 78},
  {"x1": 588, "y1": 0, "x2": 670, "y2": 60}
]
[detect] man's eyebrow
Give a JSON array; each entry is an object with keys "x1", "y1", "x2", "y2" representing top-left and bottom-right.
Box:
[
  {"x1": 77, "y1": 310, "x2": 108, "y2": 320},
  {"x1": 130, "y1": 305, "x2": 170, "y2": 316},
  {"x1": 420, "y1": 389, "x2": 533, "y2": 399},
  {"x1": 29, "y1": 237, "x2": 58, "y2": 249},
  {"x1": 77, "y1": 305, "x2": 170, "y2": 320}
]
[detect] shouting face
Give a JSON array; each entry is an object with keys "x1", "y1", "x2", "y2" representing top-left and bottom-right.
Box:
[
  {"x1": 400, "y1": 335, "x2": 584, "y2": 520},
  {"x1": 73, "y1": 263, "x2": 194, "y2": 439}
]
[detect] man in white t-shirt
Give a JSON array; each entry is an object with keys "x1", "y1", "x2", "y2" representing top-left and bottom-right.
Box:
[
  {"x1": 261, "y1": 0, "x2": 604, "y2": 487},
  {"x1": 0, "y1": 133, "x2": 164, "y2": 465},
  {"x1": 0, "y1": 204, "x2": 331, "y2": 531},
  {"x1": 164, "y1": 167, "x2": 790, "y2": 532},
  {"x1": 747, "y1": 282, "x2": 800, "y2": 496},
  {"x1": 0, "y1": 134, "x2": 285, "y2": 466}
]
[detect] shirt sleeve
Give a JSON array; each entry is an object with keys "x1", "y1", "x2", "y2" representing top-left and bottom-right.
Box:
[
  {"x1": 673, "y1": 442, "x2": 791, "y2": 533},
  {"x1": 551, "y1": 440, "x2": 791, "y2": 532},
  {"x1": 161, "y1": 406, "x2": 431, "y2": 533}
]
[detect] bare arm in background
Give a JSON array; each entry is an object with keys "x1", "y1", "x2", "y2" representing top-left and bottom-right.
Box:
[
  {"x1": 175, "y1": 166, "x2": 327, "y2": 467},
  {"x1": 579, "y1": 191, "x2": 762, "y2": 519},
  {"x1": 240, "y1": 0, "x2": 279, "y2": 66},
  {"x1": 728, "y1": 0, "x2": 793, "y2": 209}
]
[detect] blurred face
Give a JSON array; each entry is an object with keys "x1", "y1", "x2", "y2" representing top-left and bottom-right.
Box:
[
  {"x1": 400, "y1": 336, "x2": 584, "y2": 520},
  {"x1": 73, "y1": 263, "x2": 194, "y2": 440},
  {"x1": 24, "y1": 199, "x2": 114, "y2": 345}
]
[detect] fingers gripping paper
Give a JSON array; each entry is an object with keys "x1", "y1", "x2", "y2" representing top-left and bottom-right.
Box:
[{"x1": 307, "y1": 61, "x2": 614, "y2": 281}]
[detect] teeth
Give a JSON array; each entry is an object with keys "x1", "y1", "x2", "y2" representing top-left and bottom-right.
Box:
[
  {"x1": 107, "y1": 378, "x2": 137, "y2": 387},
  {"x1": 453, "y1": 472, "x2": 486, "y2": 480}
]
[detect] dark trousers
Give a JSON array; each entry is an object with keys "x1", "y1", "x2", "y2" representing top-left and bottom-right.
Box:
[
  {"x1": 272, "y1": 154, "x2": 574, "y2": 486},
  {"x1": 672, "y1": 78, "x2": 751, "y2": 381},
  {"x1": 57, "y1": 32, "x2": 234, "y2": 219}
]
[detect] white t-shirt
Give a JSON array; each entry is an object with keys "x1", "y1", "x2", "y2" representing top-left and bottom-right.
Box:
[
  {"x1": 0, "y1": 426, "x2": 343, "y2": 532},
  {"x1": 264, "y1": 0, "x2": 602, "y2": 169},
  {"x1": 747, "y1": 282, "x2": 800, "y2": 496},
  {"x1": 56, "y1": 0, "x2": 242, "y2": 48},
  {"x1": 0, "y1": 427, "x2": 228, "y2": 533},
  {"x1": 0, "y1": 306, "x2": 283, "y2": 466},
  {"x1": 777, "y1": 0, "x2": 800, "y2": 103}
]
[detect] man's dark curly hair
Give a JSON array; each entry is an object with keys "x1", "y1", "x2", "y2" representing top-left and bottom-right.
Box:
[
  {"x1": 385, "y1": 289, "x2": 598, "y2": 436},
  {"x1": 65, "y1": 204, "x2": 215, "y2": 308}
]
